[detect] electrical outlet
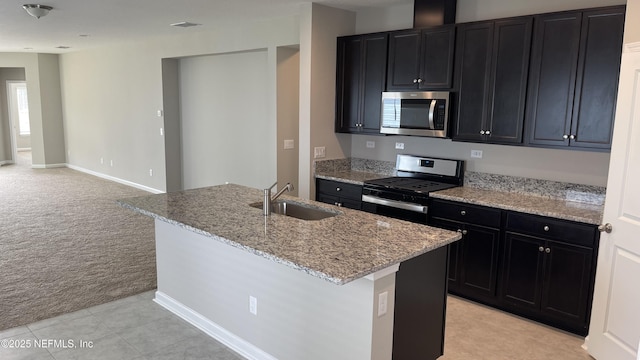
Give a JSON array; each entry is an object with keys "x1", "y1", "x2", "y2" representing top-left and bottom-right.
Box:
[
  {"x1": 395, "y1": 142, "x2": 405, "y2": 150},
  {"x1": 249, "y1": 296, "x2": 257, "y2": 315},
  {"x1": 157, "y1": 110, "x2": 163, "y2": 117},
  {"x1": 366, "y1": 141, "x2": 375, "y2": 149},
  {"x1": 378, "y1": 291, "x2": 388, "y2": 317},
  {"x1": 110, "y1": 160, "x2": 114, "y2": 167},
  {"x1": 471, "y1": 150, "x2": 483, "y2": 159},
  {"x1": 314, "y1": 146, "x2": 326, "y2": 159},
  {"x1": 100, "y1": 157, "x2": 104, "y2": 165},
  {"x1": 160, "y1": 128, "x2": 164, "y2": 136},
  {"x1": 149, "y1": 169, "x2": 153, "y2": 177},
  {"x1": 284, "y1": 139, "x2": 295, "y2": 149}
]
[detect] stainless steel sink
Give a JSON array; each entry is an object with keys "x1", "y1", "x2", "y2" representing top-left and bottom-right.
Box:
[{"x1": 250, "y1": 200, "x2": 339, "y2": 221}]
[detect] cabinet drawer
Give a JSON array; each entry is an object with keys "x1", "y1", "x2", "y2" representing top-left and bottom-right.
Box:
[
  {"x1": 316, "y1": 179, "x2": 362, "y2": 200},
  {"x1": 505, "y1": 212, "x2": 597, "y2": 248},
  {"x1": 430, "y1": 199, "x2": 502, "y2": 228}
]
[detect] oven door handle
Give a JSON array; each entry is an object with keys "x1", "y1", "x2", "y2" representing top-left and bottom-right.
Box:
[{"x1": 362, "y1": 195, "x2": 428, "y2": 214}]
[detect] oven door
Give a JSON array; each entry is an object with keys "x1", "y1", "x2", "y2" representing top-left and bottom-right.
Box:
[{"x1": 361, "y1": 194, "x2": 428, "y2": 224}]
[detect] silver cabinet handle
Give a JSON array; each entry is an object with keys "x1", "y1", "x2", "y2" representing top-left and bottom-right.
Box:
[
  {"x1": 361, "y1": 195, "x2": 428, "y2": 214},
  {"x1": 428, "y1": 100, "x2": 436, "y2": 129},
  {"x1": 335, "y1": 202, "x2": 342, "y2": 207},
  {"x1": 460, "y1": 210, "x2": 466, "y2": 216},
  {"x1": 599, "y1": 223, "x2": 613, "y2": 233},
  {"x1": 545, "y1": 248, "x2": 551, "y2": 253},
  {"x1": 480, "y1": 130, "x2": 485, "y2": 135},
  {"x1": 457, "y1": 229, "x2": 468, "y2": 235},
  {"x1": 539, "y1": 246, "x2": 544, "y2": 252},
  {"x1": 543, "y1": 225, "x2": 550, "y2": 232},
  {"x1": 413, "y1": 79, "x2": 418, "y2": 84},
  {"x1": 569, "y1": 135, "x2": 576, "y2": 140},
  {"x1": 336, "y1": 187, "x2": 341, "y2": 192},
  {"x1": 485, "y1": 130, "x2": 491, "y2": 135},
  {"x1": 417, "y1": 78, "x2": 423, "y2": 83},
  {"x1": 563, "y1": 134, "x2": 569, "y2": 139}
]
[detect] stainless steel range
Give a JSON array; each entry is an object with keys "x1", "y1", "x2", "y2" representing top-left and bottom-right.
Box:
[{"x1": 361, "y1": 154, "x2": 464, "y2": 223}]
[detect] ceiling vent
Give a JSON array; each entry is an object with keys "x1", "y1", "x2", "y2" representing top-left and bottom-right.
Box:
[{"x1": 414, "y1": 0, "x2": 456, "y2": 27}]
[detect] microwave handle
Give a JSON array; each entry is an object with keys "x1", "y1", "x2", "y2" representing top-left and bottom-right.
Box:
[{"x1": 428, "y1": 100, "x2": 436, "y2": 129}]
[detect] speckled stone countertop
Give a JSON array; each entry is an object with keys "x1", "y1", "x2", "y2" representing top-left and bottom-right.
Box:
[
  {"x1": 118, "y1": 184, "x2": 460, "y2": 285},
  {"x1": 430, "y1": 187, "x2": 603, "y2": 225}
]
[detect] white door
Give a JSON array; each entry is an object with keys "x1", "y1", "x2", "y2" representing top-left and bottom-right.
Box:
[{"x1": 585, "y1": 42, "x2": 640, "y2": 360}]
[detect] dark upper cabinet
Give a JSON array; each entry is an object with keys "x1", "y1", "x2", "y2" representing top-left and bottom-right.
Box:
[
  {"x1": 386, "y1": 25, "x2": 455, "y2": 91},
  {"x1": 335, "y1": 33, "x2": 388, "y2": 134},
  {"x1": 526, "y1": 6, "x2": 625, "y2": 150},
  {"x1": 453, "y1": 17, "x2": 532, "y2": 144}
]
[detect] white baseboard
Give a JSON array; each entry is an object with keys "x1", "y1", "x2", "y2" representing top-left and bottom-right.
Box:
[
  {"x1": 32, "y1": 163, "x2": 66, "y2": 169},
  {"x1": 0, "y1": 160, "x2": 14, "y2": 166},
  {"x1": 154, "y1": 291, "x2": 278, "y2": 360},
  {"x1": 65, "y1": 164, "x2": 164, "y2": 194}
]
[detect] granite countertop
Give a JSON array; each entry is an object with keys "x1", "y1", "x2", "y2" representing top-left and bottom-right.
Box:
[
  {"x1": 118, "y1": 184, "x2": 460, "y2": 285},
  {"x1": 314, "y1": 167, "x2": 604, "y2": 226},
  {"x1": 315, "y1": 170, "x2": 383, "y2": 185},
  {"x1": 430, "y1": 187, "x2": 604, "y2": 225}
]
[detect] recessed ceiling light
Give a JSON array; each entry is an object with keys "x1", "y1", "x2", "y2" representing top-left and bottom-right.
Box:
[
  {"x1": 56, "y1": 46, "x2": 71, "y2": 49},
  {"x1": 170, "y1": 21, "x2": 201, "y2": 28},
  {"x1": 79, "y1": 34, "x2": 89, "y2": 37},
  {"x1": 24, "y1": 47, "x2": 33, "y2": 50}
]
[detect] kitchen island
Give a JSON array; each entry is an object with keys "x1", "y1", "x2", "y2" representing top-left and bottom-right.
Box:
[{"x1": 119, "y1": 184, "x2": 461, "y2": 360}]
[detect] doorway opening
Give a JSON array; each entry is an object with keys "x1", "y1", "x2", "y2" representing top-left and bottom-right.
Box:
[{"x1": 5, "y1": 80, "x2": 31, "y2": 166}]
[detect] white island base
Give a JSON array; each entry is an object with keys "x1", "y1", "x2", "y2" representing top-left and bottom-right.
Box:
[{"x1": 153, "y1": 220, "x2": 398, "y2": 360}]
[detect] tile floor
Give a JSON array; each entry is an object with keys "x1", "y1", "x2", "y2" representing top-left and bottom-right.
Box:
[
  {"x1": 0, "y1": 291, "x2": 243, "y2": 360},
  {"x1": 1, "y1": 291, "x2": 593, "y2": 360}
]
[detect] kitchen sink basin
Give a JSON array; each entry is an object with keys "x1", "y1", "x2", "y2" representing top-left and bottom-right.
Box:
[{"x1": 250, "y1": 200, "x2": 339, "y2": 221}]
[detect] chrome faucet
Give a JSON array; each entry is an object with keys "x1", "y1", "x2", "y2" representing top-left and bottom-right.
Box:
[{"x1": 263, "y1": 182, "x2": 294, "y2": 216}]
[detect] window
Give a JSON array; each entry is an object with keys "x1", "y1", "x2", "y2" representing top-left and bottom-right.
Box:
[{"x1": 15, "y1": 84, "x2": 30, "y2": 136}]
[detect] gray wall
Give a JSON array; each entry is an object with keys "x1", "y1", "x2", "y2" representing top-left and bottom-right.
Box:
[
  {"x1": 178, "y1": 50, "x2": 274, "y2": 190},
  {"x1": 352, "y1": 0, "x2": 625, "y2": 187},
  {"x1": 277, "y1": 47, "x2": 300, "y2": 196}
]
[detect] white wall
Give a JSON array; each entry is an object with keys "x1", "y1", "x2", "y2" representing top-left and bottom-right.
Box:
[
  {"x1": 60, "y1": 16, "x2": 299, "y2": 192},
  {"x1": 352, "y1": 0, "x2": 626, "y2": 187},
  {"x1": 179, "y1": 50, "x2": 273, "y2": 190}
]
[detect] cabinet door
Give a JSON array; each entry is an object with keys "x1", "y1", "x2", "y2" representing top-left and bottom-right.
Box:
[
  {"x1": 486, "y1": 17, "x2": 532, "y2": 144},
  {"x1": 360, "y1": 34, "x2": 388, "y2": 132},
  {"x1": 453, "y1": 21, "x2": 493, "y2": 142},
  {"x1": 526, "y1": 12, "x2": 582, "y2": 147},
  {"x1": 501, "y1": 232, "x2": 545, "y2": 310},
  {"x1": 428, "y1": 217, "x2": 462, "y2": 291},
  {"x1": 335, "y1": 36, "x2": 362, "y2": 132},
  {"x1": 570, "y1": 7, "x2": 625, "y2": 149},
  {"x1": 459, "y1": 223, "x2": 502, "y2": 300},
  {"x1": 419, "y1": 25, "x2": 455, "y2": 89},
  {"x1": 541, "y1": 240, "x2": 594, "y2": 328},
  {"x1": 386, "y1": 30, "x2": 422, "y2": 90}
]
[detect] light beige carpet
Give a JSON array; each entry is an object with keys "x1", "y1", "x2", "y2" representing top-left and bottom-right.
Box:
[{"x1": 0, "y1": 152, "x2": 156, "y2": 331}]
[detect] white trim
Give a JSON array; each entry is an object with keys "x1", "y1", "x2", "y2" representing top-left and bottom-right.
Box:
[
  {"x1": 31, "y1": 163, "x2": 66, "y2": 169},
  {"x1": 364, "y1": 263, "x2": 399, "y2": 281},
  {"x1": 0, "y1": 160, "x2": 14, "y2": 166},
  {"x1": 17, "y1": 148, "x2": 32, "y2": 152},
  {"x1": 624, "y1": 42, "x2": 640, "y2": 53},
  {"x1": 66, "y1": 164, "x2": 164, "y2": 194},
  {"x1": 154, "y1": 291, "x2": 278, "y2": 360}
]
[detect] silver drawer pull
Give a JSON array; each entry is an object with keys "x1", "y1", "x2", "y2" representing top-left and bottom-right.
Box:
[
  {"x1": 545, "y1": 248, "x2": 551, "y2": 253},
  {"x1": 336, "y1": 187, "x2": 341, "y2": 192},
  {"x1": 539, "y1": 246, "x2": 544, "y2": 252},
  {"x1": 543, "y1": 225, "x2": 550, "y2": 232},
  {"x1": 460, "y1": 210, "x2": 466, "y2": 216},
  {"x1": 457, "y1": 229, "x2": 468, "y2": 235}
]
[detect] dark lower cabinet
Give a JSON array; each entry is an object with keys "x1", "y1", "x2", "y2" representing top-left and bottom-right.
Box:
[
  {"x1": 501, "y1": 212, "x2": 598, "y2": 335},
  {"x1": 315, "y1": 178, "x2": 362, "y2": 210},
  {"x1": 428, "y1": 198, "x2": 600, "y2": 336},
  {"x1": 429, "y1": 199, "x2": 502, "y2": 304}
]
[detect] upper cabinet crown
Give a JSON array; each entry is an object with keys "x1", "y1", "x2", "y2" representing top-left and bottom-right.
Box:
[
  {"x1": 386, "y1": 25, "x2": 455, "y2": 91},
  {"x1": 526, "y1": 6, "x2": 625, "y2": 150},
  {"x1": 453, "y1": 17, "x2": 533, "y2": 144}
]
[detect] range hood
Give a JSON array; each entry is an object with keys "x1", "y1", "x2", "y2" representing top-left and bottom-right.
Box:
[{"x1": 414, "y1": 0, "x2": 457, "y2": 27}]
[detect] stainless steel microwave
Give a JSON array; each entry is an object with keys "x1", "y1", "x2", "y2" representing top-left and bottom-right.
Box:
[{"x1": 380, "y1": 91, "x2": 451, "y2": 138}]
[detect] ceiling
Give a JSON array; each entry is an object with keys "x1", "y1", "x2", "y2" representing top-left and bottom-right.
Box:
[{"x1": 0, "y1": 0, "x2": 411, "y2": 54}]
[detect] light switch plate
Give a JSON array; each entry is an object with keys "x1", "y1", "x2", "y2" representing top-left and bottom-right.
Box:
[
  {"x1": 395, "y1": 142, "x2": 405, "y2": 150},
  {"x1": 314, "y1": 146, "x2": 326, "y2": 159},
  {"x1": 366, "y1": 141, "x2": 375, "y2": 149},
  {"x1": 284, "y1": 139, "x2": 295, "y2": 149}
]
